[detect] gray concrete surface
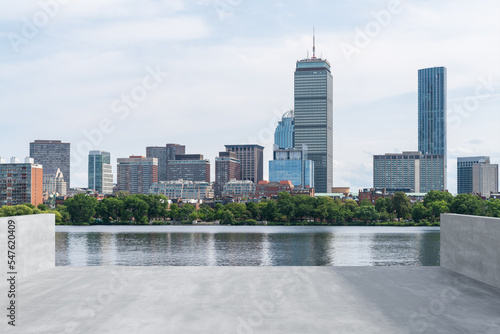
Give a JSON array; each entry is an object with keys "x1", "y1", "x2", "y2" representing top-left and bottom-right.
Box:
[
  {"x1": 0, "y1": 214, "x2": 55, "y2": 281},
  {"x1": 441, "y1": 213, "x2": 500, "y2": 289},
  {"x1": 2, "y1": 266, "x2": 499, "y2": 334}
]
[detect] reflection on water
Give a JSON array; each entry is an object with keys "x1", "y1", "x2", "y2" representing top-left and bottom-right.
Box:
[{"x1": 55, "y1": 226, "x2": 440, "y2": 266}]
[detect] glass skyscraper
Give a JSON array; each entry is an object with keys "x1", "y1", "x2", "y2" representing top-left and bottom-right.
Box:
[
  {"x1": 274, "y1": 110, "x2": 294, "y2": 150},
  {"x1": 294, "y1": 49, "x2": 333, "y2": 193},
  {"x1": 457, "y1": 156, "x2": 491, "y2": 194},
  {"x1": 88, "y1": 151, "x2": 113, "y2": 194},
  {"x1": 418, "y1": 67, "x2": 447, "y2": 156}
]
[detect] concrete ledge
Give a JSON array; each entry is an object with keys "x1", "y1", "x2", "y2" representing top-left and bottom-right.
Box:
[
  {"x1": 441, "y1": 213, "x2": 500, "y2": 289},
  {"x1": 0, "y1": 214, "x2": 55, "y2": 281}
]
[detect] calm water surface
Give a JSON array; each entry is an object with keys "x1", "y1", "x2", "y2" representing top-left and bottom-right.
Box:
[{"x1": 56, "y1": 225, "x2": 440, "y2": 266}]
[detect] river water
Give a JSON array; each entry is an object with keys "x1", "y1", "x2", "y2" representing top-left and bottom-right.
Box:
[{"x1": 55, "y1": 225, "x2": 440, "y2": 266}]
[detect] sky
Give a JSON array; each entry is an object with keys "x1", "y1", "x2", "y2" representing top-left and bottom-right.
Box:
[{"x1": 1, "y1": 0, "x2": 499, "y2": 194}]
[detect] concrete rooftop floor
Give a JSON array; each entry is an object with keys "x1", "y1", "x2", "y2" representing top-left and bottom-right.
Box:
[{"x1": 8, "y1": 266, "x2": 500, "y2": 334}]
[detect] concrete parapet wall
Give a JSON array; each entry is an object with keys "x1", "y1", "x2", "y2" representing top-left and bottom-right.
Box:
[
  {"x1": 0, "y1": 214, "x2": 55, "y2": 281},
  {"x1": 441, "y1": 213, "x2": 500, "y2": 289}
]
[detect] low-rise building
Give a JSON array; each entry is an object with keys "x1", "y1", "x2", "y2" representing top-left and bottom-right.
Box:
[
  {"x1": 255, "y1": 180, "x2": 294, "y2": 199},
  {"x1": 222, "y1": 179, "x2": 255, "y2": 199},
  {"x1": 150, "y1": 180, "x2": 213, "y2": 201},
  {"x1": 43, "y1": 168, "x2": 67, "y2": 196}
]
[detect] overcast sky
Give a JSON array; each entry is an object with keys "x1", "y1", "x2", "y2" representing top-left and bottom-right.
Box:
[{"x1": 1, "y1": 0, "x2": 499, "y2": 194}]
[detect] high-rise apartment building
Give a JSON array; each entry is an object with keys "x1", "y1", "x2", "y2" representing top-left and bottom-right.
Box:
[
  {"x1": 274, "y1": 110, "x2": 295, "y2": 150},
  {"x1": 373, "y1": 151, "x2": 445, "y2": 193},
  {"x1": 117, "y1": 156, "x2": 158, "y2": 194},
  {"x1": 473, "y1": 163, "x2": 498, "y2": 198},
  {"x1": 215, "y1": 151, "x2": 241, "y2": 198},
  {"x1": 294, "y1": 37, "x2": 333, "y2": 193},
  {"x1": 0, "y1": 157, "x2": 43, "y2": 207},
  {"x1": 146, "y1": 144, "x2": 185, "y2": 181},
  {"x1": 29, "y1": 140, "x2": 70, "y2": 192},
  {"x1": 166, "y1": 154, "x2": 210, "y2": 183},
  {"x1": 457, "y1": 156, "x2": 490, "y2": 194},
  {"x1": 225, "y1": 145, "x2": 264, "y2": 183},
  {"x1": 418, "y1": 67, "x2": 447, "y2": 157},
  {"x1": 88, "y1": 151, "x2": 113, "y2": 194}
]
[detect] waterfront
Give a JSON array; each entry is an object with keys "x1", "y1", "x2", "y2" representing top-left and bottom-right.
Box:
[{"x1": 56, "y1": 225, "x2": 440, "y2": 266}]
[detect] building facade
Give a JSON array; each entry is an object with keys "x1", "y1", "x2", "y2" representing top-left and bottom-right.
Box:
[
  {"x1": 294, "y1": 49, "x2": 333, "y2": 193},
  {"x1": 373, "y1": 151, "x2": 445, "y2": 193},
  {"x1": 43, "y1": 168, "x2": 67, "y2": 196},
  {"x1": 274, "y1": 110, "x2": 295, "y2": 149},
  {"x1": 146, "y1": 143, "x2": 185, "y2": 181},
  {"x1": 150, "y1": 180, "x2": 213, "y2": 200},
  {"x1": 29, "y1": 140, "x2": 70, "y2": 192},
  {"x1": 0, "y1": 157, "x2": 43, "y2": 207},
  {"x1": 117, "y1": 156, "x2": 158, "y2": 194},
  {"x1": 225, "y1": 145, "x2": 264, "y2": 183},
  {"x1": 215, "y1": 151, "x2": 241, "y2": 198},
  {"x1": 473, "y1": 163, "x2": 498, "y2": 198},
  {"x1": 166, "y1": 154, "x2": 210, "y2": 183},
  {"x1": 222, "y1": 179, "x2": 255, "y2": 199},
  {"x1": 88, "y1": 150, "x2": 113, "y2": 194},
  {"x1": 457, "y1": 156, "x2": 490, "y2": 194},
  {"x1": 255, "y1": 180, "x2": 294, "y2": 199},
  {"x1": 269, "y1": 147, "x2": 314, "y2": 188}
]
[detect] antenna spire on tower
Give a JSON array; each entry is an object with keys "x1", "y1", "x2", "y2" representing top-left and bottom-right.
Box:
[{"x1": 312, "y1": 27, "x2": 316, "y2": 59}]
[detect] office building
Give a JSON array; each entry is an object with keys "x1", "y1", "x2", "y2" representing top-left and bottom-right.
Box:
[
  {"x1": 222, "y1": 179, "x2": 255, "y2": 199},
  {"x1": 418, "y1": 67, "x2": 447, "y2": 157},
  {"x1": 457, "y1": 156, "x2": 490, "y2": 194},
  {"x1": 225, "y1": 145, "x2": 264, "y2": 183},
  {"x1": 275, "y1": 110, "x2": 295, "y2": 149},
  {"x1": 294, "y1": 35, "x2": 333, "y2": 193},
  {"x1": 88, "y1": 150, "x2": 113, "y2": 195},
  {"x1": 269, "y1": 146, "x2": 314, "y2": 188},
  {"x1": 117, "y1": 156, "x2": 158, "y2": 194},
  {"x1": 215, "y1": 151, "x2": 241, "y2": 198},
  {"x1": 473, "y1": 163, "x2": 498, "y2": 198},
  {"x1": 29, "y1": 140, "x2": 70, "y2": 192},
  {"x1": 0, "y1": 157, "x2": 43, "y2": 207},
  {"x1": 166, "y1": 154, "x2": 210, "y2": 182},
  {"x1": 43, "y1": 168, "x2": 67, "y2": 196},
  {"x1": 146, "y1": 144, "x2": 185, "y2": 181},
  {"x1": 150, "y1": 180, "x2": 213, "y2": 200},
  {"x1": 373, "y1": 151, "x2": 445, "y2": 193}
]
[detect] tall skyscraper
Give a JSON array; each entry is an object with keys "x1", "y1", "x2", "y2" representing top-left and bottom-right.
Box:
[
  {"x1": 457, "y1": 156, "x2": 490, "y2": 194},
  {"x1": 88, "y1": 150, "x2": 113, "y2": 194},
  {"x1": 30, "y1": 140, "x2": 70, "y2": 192},
  {"x1": 274, "y1": 110, "x2": 295, "y2": 150},
  {"x1": 473, "y1": 163, "x2": 498, "y2": 198},
  {"x1": 225, "y1": 145, "x2": 264, "y2": 183},
  {"x1": 0, "y1": 157, "x2": 43, "y2": 207},
  {"x1": 146, "y1": 143, "x2": 185, "y2": 181},
  {"x1": 294, "y1": 34, "x2": 333, "y2": 193},
  {"x1": 166, "y1": 154, "x2": 210, "y2": 183},
  {"x1": 117, "y1": 156, "x2": 158, "y2": 195},
  {"x1": 215, "y1": 151, "x2": 241, "y2": 198},
  {"x1": 418, "y1": 67, "x2": 447, "y2": 156}
]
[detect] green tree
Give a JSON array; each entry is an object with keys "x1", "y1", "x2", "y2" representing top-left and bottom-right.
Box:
[
  {"x1": 37, "y1": 203, "x2": 48, "y2": 211},
  {"x1": 245, "y1": 202, "x2": 260, "y2": 220},
  {"x1": 355, "y1": 205, "x2": 379, "y2": 224},
  {"x1": 423, "y1": 190, "x2": 454, "y2": 207},
  {"x1": 485, "y1": 199, "x2": 500, "y2": 217},
  {"x1": 344, "y1": 199, "x2": 358, "y2": 214},
  {"x1": 65, "y1": 194, "x2": 98, "y2": 223},
  {"x1": 179, "y1": 204, "x2": 195, "y2": 221},
  {"x1": 221, "y1": 210, "x2": 235, "y2": 224},
  {"x1": 97, "y1": 197, "x2": 124, "y2": 223},
  {"x1": 375, "y1": 197, "x2": 390, "y2": 213},
  {"x1": 277, "y1": 192, "x2": 294, "y2": 221},
  {"x1": 391, "y1": 192, "x2": 410, "y2": 219},
  {"x1": 124, "y1": 195, "x2": 148, "y2": 224},
  {"x1": 428, "y1": 200, "x2": 449, "y2": 221},
  {"x1": 450, "y1": 194, "x2": 485, "y2": 216},
  {"x1": 359, "y1": 199, "x2": 373, "y2": 207},
  {"x1": 224, "y1": 202, "x2": 249, "y2": 220},
  {"x1": 260, "y1": 200, "x2": 279, "y2": 221},
  {"x1": 56, "y1": 205, "x2": 71, "y2": 222},
  {"x1": 169, "y1": 203, "x2": 180, "y2": 220},
  {"x1": 411, "y1": 203, "x2": 430, "y2": 223}
]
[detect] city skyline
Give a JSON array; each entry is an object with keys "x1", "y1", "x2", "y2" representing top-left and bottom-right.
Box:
[{"x1": 1, "y1": 1, "x2": 499, "y2": 194}]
